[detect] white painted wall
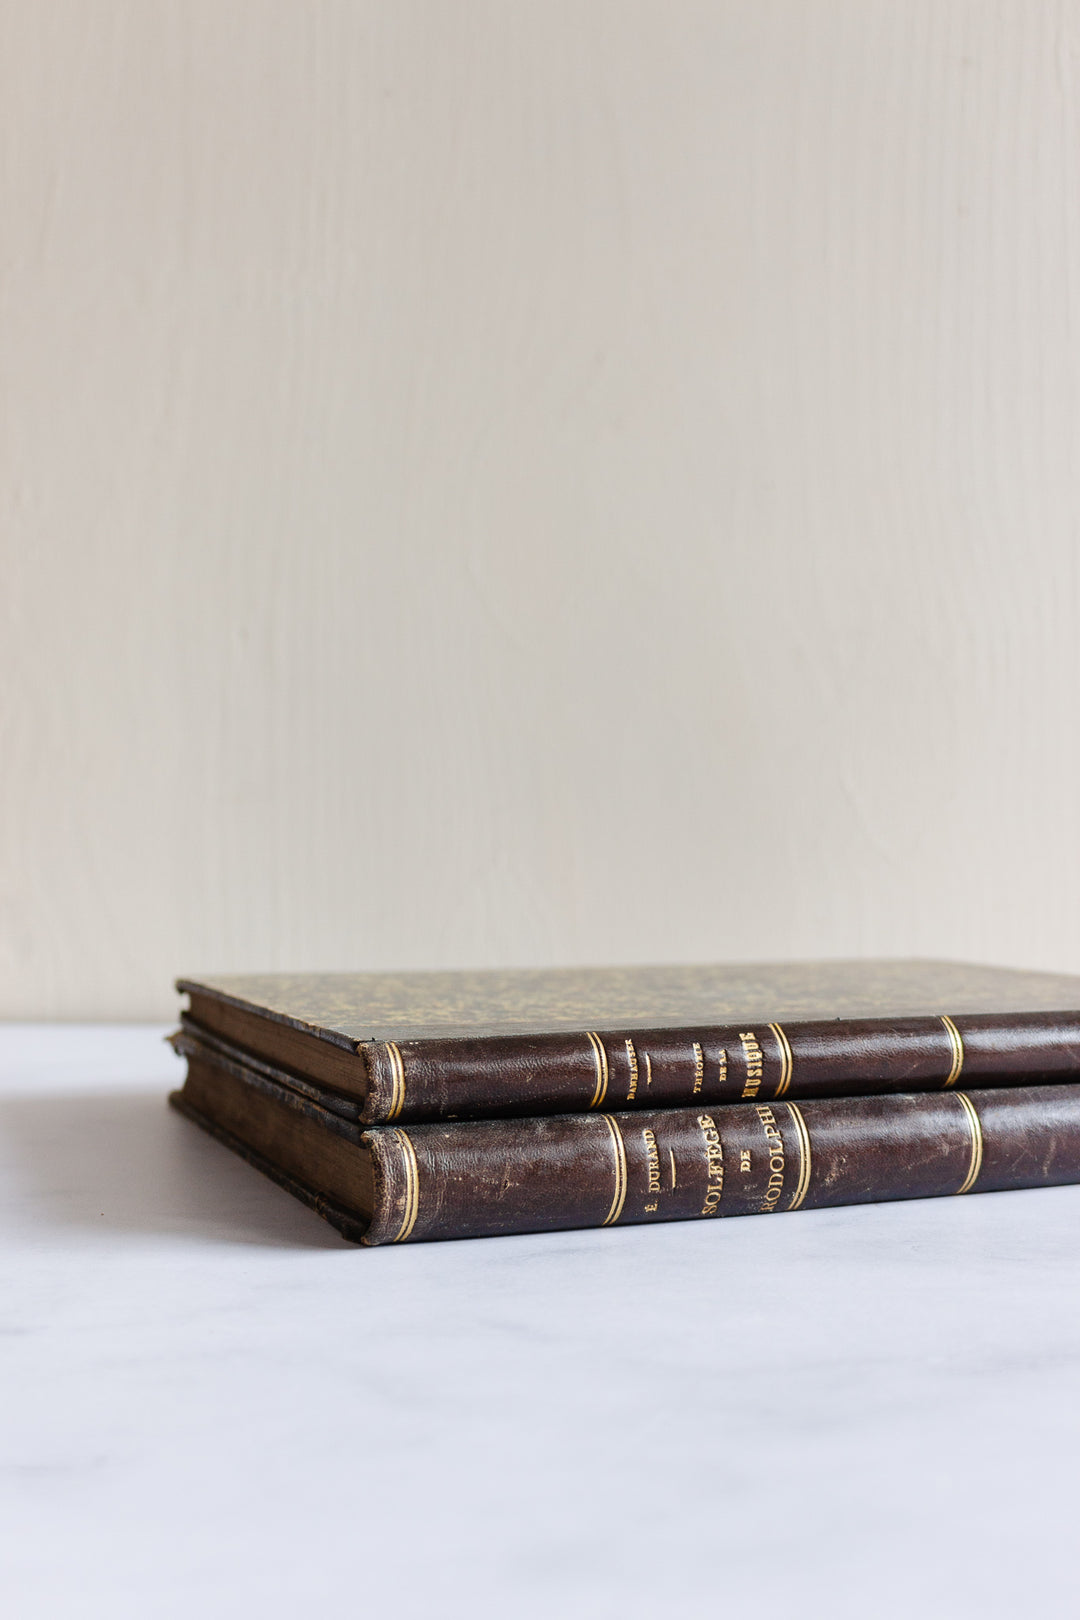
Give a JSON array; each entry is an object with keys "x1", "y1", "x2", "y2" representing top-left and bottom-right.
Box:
[{"x1": 3, "y1": 1, "x2": 1080, "y2": 1019}]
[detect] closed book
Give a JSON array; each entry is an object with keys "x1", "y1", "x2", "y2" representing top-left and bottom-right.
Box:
[
  {"x1": 177, "y1": 960, "x2": 1080, "y2": 1125},
  {"x1": 171, "y1": 1028, "x2": 1080, "y2": 1247}
]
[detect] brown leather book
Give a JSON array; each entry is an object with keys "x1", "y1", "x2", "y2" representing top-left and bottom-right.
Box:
[
  {"x1": 177, "y1": 960, "x2": 1080, "y2": 1125},
  {"x1": 170, "y1": 1029, "x2": 1080, "y2": 1247}
]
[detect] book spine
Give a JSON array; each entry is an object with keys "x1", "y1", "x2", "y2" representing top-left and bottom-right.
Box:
[
  {"x1": 359, "y1": 1082, "x2": 1080, "y2": 1244},
  {"x1": 359, "y1": 1011, "x2": 1080, "y2": 1124}
]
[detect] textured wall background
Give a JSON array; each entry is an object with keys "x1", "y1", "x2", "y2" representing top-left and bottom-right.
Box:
[{"x1": 3, "y1": 1, "x2": 1080, "y2": 1019}]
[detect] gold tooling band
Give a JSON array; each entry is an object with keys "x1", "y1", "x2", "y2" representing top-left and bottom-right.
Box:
[
  {"x1": 953, "y1": 1092, "x2": 984, "y2": 1196},
  {"x1": 586, "y1": 1031, "x2": 609, "y2": 1108},
  {"x1": 384, "y1": 1041, "x2": 407, "y2": 1120},
  {"x1": 785, "y1": 1102, "x2": 812, "y2": 1210},
  {"x1": 391, "y1": 1128, "x2": 421, "y2": 1241},
  {"x1": 769, "y1": 1022, "x2": 794, "y2": 1096},
  {"x1": 600, "y1": 1115, "x2": 627, "y2": 1225},
  {"x1": 940, "y1": 1015, "x2": 965, "y2": 1088}
]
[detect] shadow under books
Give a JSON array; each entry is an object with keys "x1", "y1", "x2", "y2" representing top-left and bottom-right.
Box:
[{"x1": 1, "y1": 1089, "x2": 348, "y2": 1249}]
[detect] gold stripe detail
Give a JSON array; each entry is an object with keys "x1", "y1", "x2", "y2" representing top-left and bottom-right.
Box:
[
  {"x1": 586, "y1": 1032, "x2": 609, "y2": 1108},
  {"x1": 391, "y1": 1128, "x2": 421, "y2": 1241},
  {"x1": 644, "y1": 1053, "x2": 653, "y2": 1087},
  {"x1": 600, "y1": 1115, "x2": 627, "y2": 1225},
  {"x1": 954, "y1": 1092, "x2": 984, "y2": 1196},
  {"x1": 669, "y1": 1148, "x2": 677, "y2": 1189},
  {"x1": 769, "y1": 1022, "x2": 794, "y2": 1097},
  {"x1": 384, "y1": 1041, "x2": 407, "y2": 1120},
  {"x1": 785, "y1": 1102, "x2": 812, "y2": 1210},
  {"x1": 940, "y1": 1015, "x2": 964, "y2": 1088}
]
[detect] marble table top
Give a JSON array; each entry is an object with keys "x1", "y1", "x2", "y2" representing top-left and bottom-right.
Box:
[{"x1": 3, "y1": 1023, "x2": 1077, "y2": 1618}]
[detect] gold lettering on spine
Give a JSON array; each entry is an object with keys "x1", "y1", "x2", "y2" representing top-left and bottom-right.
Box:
[
  {"x1": 769, "y1": 1022, "x2": 794, "y2": 1097},
  {"x1": 600, "y1": 1115, "x2": 628, "y2": 1225},
  {"x1": 625, "y1": 1038, "x2": 639, "y2": 1101},
  {"x1": 954, "y1": 1092, "x2": 984, "y2": 1195},
  {"x1": 642, "y1": 1128, "x2": 662, "y2": 1194},
  {"x1": 940, "y1": 1016, "x2": 965, "y2": 1088},
  {"x1": 740, "y1": 1032, "x2": 764, "y2": 1098},
  {"x1": 785, "y1": 1103, "x2": 812, "y2": 1211},
  {"x1": 391, "y1": 1128, "x2": 420, "y2": 1242},
  {"x1": 691, "y1": 1042, "x2": 705, "y2": 1096},
  {"x1": 586, "y1": 1032, "x2": 609, "y2": 1108},
  {"x1": 697, "y1": 1114, "x2": 725, "y2": 1214},
  {"x1": 755, "y1": 1104, "x2": 786, "y2": 1210},
  {"x1": 384, "y1": 1042, "x2": 406, "y2": 1121}
]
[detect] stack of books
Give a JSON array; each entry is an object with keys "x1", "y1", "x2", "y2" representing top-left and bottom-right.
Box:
[{"x1": 169, "y1": 959, "x2": 1080, "y2": 1245}]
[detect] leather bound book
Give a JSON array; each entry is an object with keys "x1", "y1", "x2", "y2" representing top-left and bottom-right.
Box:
[
  {"x1": 177, "y1": 960, "x2": 1080, "y2": 1125},
  {"x1": 170, "y1": 1030, "x2": 1080, "y2": 1246}
]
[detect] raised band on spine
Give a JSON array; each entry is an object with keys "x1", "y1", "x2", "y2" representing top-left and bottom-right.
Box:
[
  {"x1": 384, "y1": 1041, "x2": 407, "y2": 1120},
  {"x1": 940, "y1": 1015, "x2": 965, "y2": 1088},
  {"x1": 600, "y1": 1115, "x2": 627, "y2": 1225},
  {"x1": 391, "y1": 1128, "x2": 420, "y2": 1241},
  {"x1": 769, "y1": 1022, "x2": 794, "y2": 1097},
  {"x1": 785, "y1": 1102, "x2": 812, "y2": 1210},
  {"x1": 953, "y1": 1092, "x2": 984, "y2": 1196},
  {"x1": 586, "y1": 1032, "x2": 609, "y2": 1108}
]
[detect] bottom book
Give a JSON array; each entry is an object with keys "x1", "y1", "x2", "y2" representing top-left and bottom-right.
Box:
[{"x1": 170, "y1": 1031, "x2": 1080, "y2": 1245}]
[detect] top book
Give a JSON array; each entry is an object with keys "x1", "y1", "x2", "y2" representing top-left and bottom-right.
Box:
[{"x1": 177, "y1": 959, "x2": 1080, "y2": 1127}]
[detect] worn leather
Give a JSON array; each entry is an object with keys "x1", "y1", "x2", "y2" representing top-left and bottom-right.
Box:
[
  {"x1": 177, "y1": 961, "x2": 1080, "y2": 1125},
  {"x1": 361, "y1": 1011, "x2": 1080, "y2": 1123},
  {"x1": 362, "y1": 1083, "x2": 1080, "y2": 1244},
  {"x1": 171, "y1": 1032, "x2": 1080, "y2": 1247}
]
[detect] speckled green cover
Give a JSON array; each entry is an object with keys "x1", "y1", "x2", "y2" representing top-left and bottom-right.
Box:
[{"x1": 177, "y1": 959, "x2": 1080, "y2": 1047}]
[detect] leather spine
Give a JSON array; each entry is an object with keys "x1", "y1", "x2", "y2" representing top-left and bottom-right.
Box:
[
  {"x1": 358, "y1": 1011, "x2": 1080, "y2": 1124},
  {"x1": 359, "y1": 1082, "x2": 1080, "y2": 1244}
]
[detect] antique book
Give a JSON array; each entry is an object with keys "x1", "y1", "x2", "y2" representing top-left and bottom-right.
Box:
[
  {"x1": 170, "y1": 1027, "x2": 1080, "y2": 1246},
  {"x1": 177, "y1": 960, "x2": 1080, "y2": 1125}
]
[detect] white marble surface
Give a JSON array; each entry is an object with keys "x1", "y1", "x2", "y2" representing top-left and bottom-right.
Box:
[{"x1": 3, "y1": 1025, "x2": 1079, "y2": 1618}]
